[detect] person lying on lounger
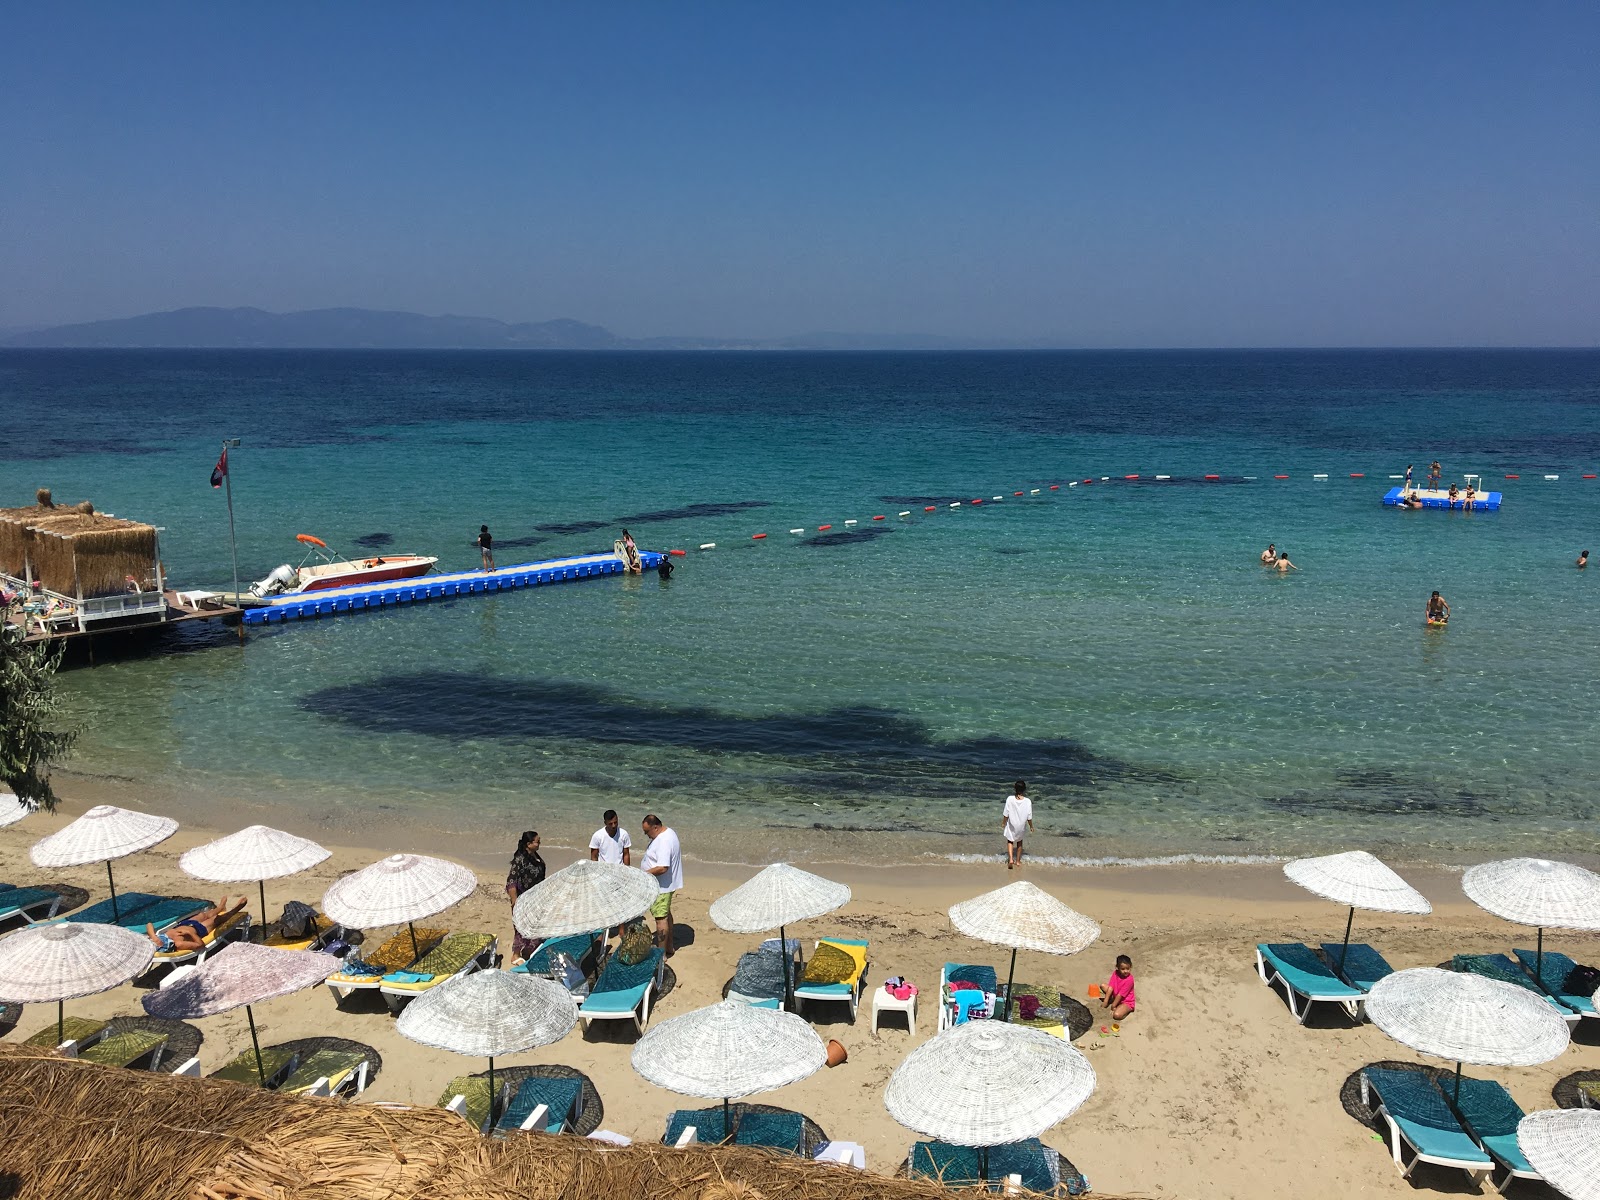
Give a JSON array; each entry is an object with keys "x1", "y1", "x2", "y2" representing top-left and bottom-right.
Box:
[{"x1": 146, "y1": 897, "x2": 248, "y2": 953}]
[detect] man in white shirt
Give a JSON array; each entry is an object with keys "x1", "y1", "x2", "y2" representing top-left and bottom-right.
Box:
[
  {"x1": 1002, "y1": 780, "x2": 1033, "y2": 870},
  {"x1": 588, "y1": 809, "x2": 632, "y2": 865},
  {"x1": 640, "y1": 813, "x2": 683, "y2": 955}
]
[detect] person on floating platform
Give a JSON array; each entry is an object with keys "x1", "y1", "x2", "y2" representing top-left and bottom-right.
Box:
[
  {"x1": 1404, "y1": 463, "x2": 1414, "y2": 490},
  {"x1": 1400, "y1": 492, "x2": 1423, "y2": 509},
  {"x1": 1272, "y1": 551, "x2": 1298, "y2": 572},
  {"x1": 1259, "y1": 543, "x2": 1276, "y2": 565},
  {"x1": 1426, "y1": 591, "x2": 1450, "y2": 624},
  {"x1": 1448, "y1": 483, "x2": 1460, "y2": 506},
  {"x1": 1429, "y1": 461, "x2": 1442, "y2": 488},
  {"x1": 619, "y1": 528, "x2": 642, "y2": 574},
  {"x1": 1463, "y1": 485, "x2": 1477, "y2": 509},
  {"x1": 476, "y1": 525, "x2": 495, "y2": 572}
]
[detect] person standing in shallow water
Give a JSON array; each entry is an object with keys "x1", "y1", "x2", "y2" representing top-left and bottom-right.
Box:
[
  {"x1": 505, "y1": 831, "x2": 545, "y2": 963},
  {"x1": 1003, "y1": 781, "x2": 1033, "y2": 870}
]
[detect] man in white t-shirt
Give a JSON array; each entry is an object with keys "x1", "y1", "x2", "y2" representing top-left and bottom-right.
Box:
[
  {"x1": 640, "y1": 813, "x2": 683, "y2": 955},
  {"x1": 1002, "y1": 780, "x2": 1033, "y2": 870},
  {"x1": 588, "y1": 809, "x2": 632, "y2": 866}
]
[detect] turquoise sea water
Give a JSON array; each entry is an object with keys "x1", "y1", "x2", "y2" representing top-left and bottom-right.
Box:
[{"x1": 3, "y1": 349, "x2": 1598, "y2": 865}]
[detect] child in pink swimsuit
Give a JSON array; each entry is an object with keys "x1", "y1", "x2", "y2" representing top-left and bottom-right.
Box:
[{"x1": 1100, "y1": 954, "x2": 1136, "y2": 1020}]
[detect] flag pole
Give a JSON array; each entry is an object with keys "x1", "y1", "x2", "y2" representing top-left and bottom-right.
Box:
[{"x1": 220, "y1": 438, "x2": 242, "y2": 641}]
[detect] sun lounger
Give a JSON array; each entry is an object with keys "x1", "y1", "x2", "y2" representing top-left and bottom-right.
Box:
[
  {"x1": 940, "y1": 963, "x2": 998, "y2": 1031},
  {"x1": 325, "y1": 927, "x2": 448, "y2": 1002},
  {"x1": 24, "y1": 1015, "x2": 107, "y2": 1054},
  {"x1": 0, "y1": 885, "x2": 64, "y2": 927},
  {"x1": 666, "y1": 1108, "x2": 806, "y2": 1152},
  {"x1": 1450, "y1": 1075, "x2": 1543, "y2": 1191},
  {"x1": 909, "y1": 1139, "x2": 1059, "y2": 1193},
  {"x1": 379, "y1": 931, "x2": 497, "y2": 1011},
  {"x1": 189, "y1": 1045, "x2": 299, "y2": 1088},
  {"x1": 1360, "y1": 1067, "x2": 1494, "y2": 1184},
  {"x1": 1453, "y1": 954, "x2": 1581, "y2": 1026},
  {"x1": 579, "y1": 947, "x2": 666, "y2": 1034},
  {"x1": 74, "y1": 1028, "x2": 169, "y2": 1071},
  {"x1": 151, "y1": 910, "x2": 252, "y2": 969},
  {"x1": 440, "y1": 1074, "x2": 495, "y2": 1133},
  {"x1": 1320, "y1": 942, "x2": 1395, "y2": 992},
  {"x1": 1255, "y1": 943, "x2": 1365, "y2": 1023},
  {"x1": 725, "y1": 937, "x2": 803, "y2": 1006},
  {"x1": 1512, "y1": 949, "x2": 1600, "y2": 1021},
  {"x1": 511, "y1": 930, "x2": 604, "y2": 991},
  {"x1": 278, "y1": 1046, "x2": 371, "y2": 1097},
  {"x1": 57, "y1": 892, "x2": 209, "y2": 931},
  {"x1": 793, "y1": 938, "x2": 870, "y2": 1021},
  {"x1": 494, "y1": 1076, "x2": 583, "y2": 1137}
]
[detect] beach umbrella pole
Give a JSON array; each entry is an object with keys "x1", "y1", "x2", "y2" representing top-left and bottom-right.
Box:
[
  {"x1": 408, "y1": 921, "x2": 420, "y2": 961},
  {"x1": 723, "y1": 1095, "x2": 732, "y2": 1141},
  {"x1": 780, "y1": 922, "x2": 792, "y2": 1011},
  {"x1": 488, "y1": 1056, "x2": 496, "y2": 1125},
  {"x1": 1536, "y1": 928, "x2": 1544, "y2": 985},
  {"x1": 57, "y1": 999, "x2": 64, "y2": 1048},
  {"x1": 107, "y1": 862, "x2": 119, "y2": 922},
  {"x1": 247, "y1": 1004, "x2": 265, "y2": 1084},
  {"x1": 1001, "y1": 947, "x2": 1018, "y2": 1022},
  {"x1": 1336, "y1": 906, "x2": 1355, "y2": 974},
  {"x1": 980, "y1": 1145, "x2": 990, "y2": 1183},
  {"x1": 258, "y1": 879, "x2": 268, "y2": 940}
]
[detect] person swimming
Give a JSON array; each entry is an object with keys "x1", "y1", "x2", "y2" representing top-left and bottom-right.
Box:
[
  {"x1": 1579, "y1": 550, "x2": 1589, "y2": 570},
  {"x1": 1260, "y1": 543, "x2": 1276, "y2": 565},
  {"x1": 1426, "y1": 591, "x2": 1450, "y2": 623},
  {"x1": 1273, "y1": 551, "x2": 1298, "y2": 572}
]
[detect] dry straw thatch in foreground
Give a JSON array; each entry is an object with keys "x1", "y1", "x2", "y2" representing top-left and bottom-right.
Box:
[{"x1": 0, "y1": 1045, "x2": 1110, "y2": 1200}]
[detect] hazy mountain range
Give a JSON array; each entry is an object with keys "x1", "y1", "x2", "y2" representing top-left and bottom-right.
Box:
[{"x1": 2, "y1": 307, "x2": 1001, "y2": 351}]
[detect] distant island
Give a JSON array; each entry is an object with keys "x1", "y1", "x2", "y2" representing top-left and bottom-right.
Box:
[{"x1": 2, "y1": 306, "x2": 995, "y2": 351}]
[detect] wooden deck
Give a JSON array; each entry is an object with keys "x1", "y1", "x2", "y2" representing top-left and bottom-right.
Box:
[{"x1": 9, "y1": 591, "x2": 242, "y2": 646}]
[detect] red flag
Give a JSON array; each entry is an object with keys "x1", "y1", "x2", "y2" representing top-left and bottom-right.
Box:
[{"x1": 211, "y1": 447, "x2": 228, "y2": 489}]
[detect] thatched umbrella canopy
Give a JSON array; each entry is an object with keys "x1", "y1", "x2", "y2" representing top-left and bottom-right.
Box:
[{"x1": 30, "y1": 804, "x2": 178, "y2": 922}]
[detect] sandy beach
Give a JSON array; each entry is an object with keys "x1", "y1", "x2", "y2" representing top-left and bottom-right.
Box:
[{"x1": 4, "y1": 789, "x2": 1595, "y2": 1200}]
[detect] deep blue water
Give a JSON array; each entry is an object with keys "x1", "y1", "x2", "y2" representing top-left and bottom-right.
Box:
[{"x1": 3, "y1": 349, "x2": 1598, "y2": 865}]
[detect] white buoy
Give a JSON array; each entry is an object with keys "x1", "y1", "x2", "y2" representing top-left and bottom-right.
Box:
[
  {"x1": 1155, "y1": 475, "x2": 1170, "y2": 480},
  {"x1": 993, "y1": 495, "x2": 1003, "y2": 501},
  {"x1": 790, "y1": 529, "x2": 803, "y2": 534},
  {"x1": 1314, "y1": 474, "x2": 1328, "y2": 479},
  {"x1": 898, "y1": 511, "x2": 911, "y2": 517},
  {"x1": 699, "y1": 543, "x2": 716, "y2": 550},
  {"x1": 1545, "y1": 474, "x2": 1559, "y2": 480},
  {"x1": 1030, "y1": 489, "x2": 1039, "y2": 494},
  {"x1": 950, "y1": 502, "x2": 961, "y2": 507}
]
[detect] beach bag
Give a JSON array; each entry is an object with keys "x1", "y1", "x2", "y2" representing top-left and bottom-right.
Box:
[
  {"x1": 615, "y1": 918, "x2": 655, "y2": 966},
  {"x1": 546, "y1": 951, "x2": 585, "y2": 992},
  {"x1": 277, "y1": 900, "x2": 320, "y2": 939},
  {"x1": 1563, "y1": 964, "x2": 1600, "y2": 996},
  {"x1": 1016, "y1": 994, "x2": 1042, "y2": 1021}
]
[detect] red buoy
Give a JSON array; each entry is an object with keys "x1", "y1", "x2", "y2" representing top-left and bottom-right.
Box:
[
  {"x1": 818, "y1": 524, "x2": 833, "y2": 530},
  {"x1": 1204, "y1": 474, "x2": 1220, "y2": 481},
  {"x1": 1049, "y1": 484, "x2": 1059, "y2": 490},
  {"x1": 751, "y1": 533, "x2": 767, "y2": 539},
  {"x1": 1124, "y1": 474, "x2": 1139, "y2": 480},
  {"x1": 872, "y1": 515, "x2": 885, "y2": 521},
  {"x1": 924, "y1": 505, "x2": 936, "y2": 511},
  {"x1": 1505, "y1": 474, "x2": 1519, "y2": 480},
  {"x1": 1349, "y1": 473, "x2": 1364, "y2": 478},
  {"x1": 669, "y1": 549, "x2": 686, "y2": 557},
  {"x1": 971, "y1": 499, "x2": 983, "y2": 505},
  {"x1": 1082, "y1": 478, "x2": 1093, "y2": 485},
  {"x1": 1585, "y1": 474, "x2": 1597, "y2": 480},
  {"x1": 1014, "y1": 491, "x2": 1024, "y2": 496},
  {"x1": 1274, "y1": 474, "x2": 1289, "y2": 479}
]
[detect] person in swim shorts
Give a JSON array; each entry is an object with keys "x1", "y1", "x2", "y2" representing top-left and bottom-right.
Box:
[
  {"x1": 640, "y1": 814, "x2": 682, "y2": 956},
  {"x1": 1426, "y1": 591, "x2": 1450, "y2": 623},
  {"x1": 146, "y1": 897, "x2": 248, "y2": 953}
]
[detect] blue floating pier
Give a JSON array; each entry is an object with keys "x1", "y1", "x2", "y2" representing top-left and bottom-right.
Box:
[
  {"x1": 1382, "y1": 486, "x2": 1501, "y2": 511},
  {"x1": 242, "y1": 549, "x2": 665, "y2": 625}
]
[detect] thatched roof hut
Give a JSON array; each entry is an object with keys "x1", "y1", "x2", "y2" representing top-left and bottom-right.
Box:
[
  {"x1": 0, "y1": 1045, "x2": 1103, "y2": 1200},
  {"x1": 0, "y1": 491, "x2": 161, "y2": 598}
]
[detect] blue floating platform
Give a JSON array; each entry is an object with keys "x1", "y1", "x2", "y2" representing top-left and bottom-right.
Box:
[
  {"x1": 241, "y1": 549, "x2": 665, "y2": 625},
  {"x1": 1382, "y1": 487, "x2": 1501, "y2": 511}
]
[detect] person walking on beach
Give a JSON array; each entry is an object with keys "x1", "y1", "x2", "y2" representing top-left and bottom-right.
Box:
[
  {"x1": 589, "y1": 809, "x2": 632, "y2": 865},
  {"x1": 640, "y1": 814, "x2": 682, "y2": 956},
  {"x1": 504, "y1": 831, "x2": 545, "y2": 963},
  {"x1": 476, "y1": 524, "x2": 495, "y2": 572},
  {"x1": 1003, "y1": 781, "x2": 1033, "y2": 870},
  {"x1": 1259, "y1": 543, "x2": 1276, "y2": 566}
]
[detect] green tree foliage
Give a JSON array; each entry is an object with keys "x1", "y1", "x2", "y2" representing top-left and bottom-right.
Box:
[{"x1": 0, "y1": 623, "x2": 78, "y2": 812}]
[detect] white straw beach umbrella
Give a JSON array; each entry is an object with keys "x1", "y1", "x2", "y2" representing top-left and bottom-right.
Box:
[
  {"x1": 632, "y1": 1000, "x2": 826, "y2": 1135},
  {"x1": 1463, "y1": 859, "x2": 1600, "y2": 983},
  {"x1": 0, "y1": 793, "x2": 32, "y2": 828},
  {"x1": 949, "y1": 881, "x2": 1100, "y2": 1021},
  {"x1": 1518, "y1": 1108, "x2": 1600, "y2": 1200},
  {"x1": 1365, "y1": 967, "x2": 1570, "y2": 1105},
  {"x1": 142, "y1": 941, "x2": 340, "y2": 1085},
  {"x1": 885, "y1": 1021, "x2": 1096, "y2": 1177},
  {"x1": 30, "y1": 804, "x2": 178, "y2": 922},
  {"x1": 709, "y1": 863, "x2": 850, "y2": 1010},
  {"x1": 396, "y1": 969, "x2": 578, "y2": 1124},
  {"x1": 1283, "y1": 850, "x2": 1431, "y2": 975},
  {"x1": 180, "y1": 825, "x2": 331, "y2": 932},
  {"x1": 0, "y1": 922, "x2": 153, "y2": 1047},
  {"x1": 322, "y1": 853, "x2": 477, "y2": 959},
  {"x1": 512, "y1": 859, "x2": 657, "y2": 941}
]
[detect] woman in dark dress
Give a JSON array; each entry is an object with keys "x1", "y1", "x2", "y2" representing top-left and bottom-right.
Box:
[{"x1": 505, "y1": 830, "x2": 546, "y2": 963}]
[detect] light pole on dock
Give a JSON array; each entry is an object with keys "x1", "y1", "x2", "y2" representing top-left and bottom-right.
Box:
[{"x1": 219, "y1": 438, "x2": 243, "y2": 637}]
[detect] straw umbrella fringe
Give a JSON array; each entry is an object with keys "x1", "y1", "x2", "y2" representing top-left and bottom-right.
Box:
[
  {"x1": 142, "y1": 942, "x2": 341, "y2": 1085},
  {"x1": 180, "y1": 825, "x2": 331, "y2": 934},
  {"x1": 30, "y1": 804, "x2": 178, "y2": 922},
  {"x1": 323, "y1": 854, "x2": 477, "y2": 960},
  {"x1": 1463, "y1": 859, "x2": 1600, "y2": 983},
  {"x1": 396, "y1": 970, "x2": 578, "y2": 1126},
  {"x1": 948, "y1": 882, "x2": 1099, "y2": 1022},
  {"x1": 1282, "y1": 851, "x2": 1431, "y2": 975},
  {"x1": 0, "y1": 922, "x2": 153, "y2": 1046},
  {"x1": 633, "y1": 1001, "x2": 826, "y2": 1136},
  {"x1": 1518, "y1": 1108, "x2": 1600, "y2": 1200},
  {"x1": 708, "y1": 864, "x2": 850, "y2": 1011}
]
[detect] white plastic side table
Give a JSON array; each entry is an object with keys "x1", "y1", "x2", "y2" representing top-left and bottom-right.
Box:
[{"x1": 871, "y1": 987, "x2": 916, "y2": 1035}]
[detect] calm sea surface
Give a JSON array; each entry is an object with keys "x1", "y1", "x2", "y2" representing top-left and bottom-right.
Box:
[{"x1": 3, "y1": 349, "x2": 1598, "y2": 866}]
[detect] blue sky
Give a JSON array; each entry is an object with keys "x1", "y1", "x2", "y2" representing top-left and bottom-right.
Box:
[{"x1": 4, "y1": 3, "x2": 1597, "y2": 345}]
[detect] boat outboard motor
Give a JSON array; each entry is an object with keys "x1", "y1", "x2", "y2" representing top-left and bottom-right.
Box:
[{"x1": 250, "y1": 563, "x2": 297, "y2": 597}]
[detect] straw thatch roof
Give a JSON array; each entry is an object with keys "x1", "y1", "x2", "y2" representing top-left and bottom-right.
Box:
[
  {"x1": 0, "y1": 1043, "x2": 1122, "y2": 1200},
  {"x1": 0, "y1": 496, "x2": 160, "y2": 597}
]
